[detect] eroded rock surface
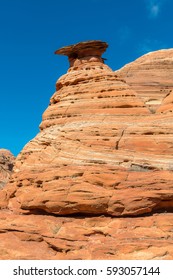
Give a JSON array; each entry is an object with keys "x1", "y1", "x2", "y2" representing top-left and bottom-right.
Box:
[
  {"x1": 0, "y1": 41, "x2": 173, "y2": 259},
  {"x1": 115, "y1": 49, "x2": 173, "y2": 114},
  {"x1": 0, "y1": 149, "x2": 15, "y2": 189},
  {"x1": 0, "y1": 212, "x2": 172, "y2": 260}
]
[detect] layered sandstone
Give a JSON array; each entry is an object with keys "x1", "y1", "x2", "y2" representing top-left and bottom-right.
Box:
[
  {"x1": 0, "y1": 212, "x2": 172, "y2": 260},
  {"x1": 0, "y1": 149, "x2": 15, "y2": 189},
  {"x1": 0, "y1": 41, "x2": 173, "y2": 260},
  {"x1": 115, "y1": 49, "x2": 173, "y2": 113}
]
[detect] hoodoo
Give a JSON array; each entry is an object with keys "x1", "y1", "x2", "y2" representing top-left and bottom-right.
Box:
[
  {"x1": 0, "y1": 41, "x2": 173, "y2": 259},
  {"x1": 55, "y1": 40, "x2": 108, "y2": 68}
]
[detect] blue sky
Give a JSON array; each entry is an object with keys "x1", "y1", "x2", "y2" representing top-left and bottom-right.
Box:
[{"x1": 0, "y1": 0, "x2": 173, "y2": 156}]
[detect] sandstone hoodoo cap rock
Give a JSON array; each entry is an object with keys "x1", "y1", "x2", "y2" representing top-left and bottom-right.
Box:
[
  {"x1": 55, "y1": 40, "x2": 108, "y2": 57},
  {"x1": 55, "y1": 40, "x2": 108, "y2": 67}
]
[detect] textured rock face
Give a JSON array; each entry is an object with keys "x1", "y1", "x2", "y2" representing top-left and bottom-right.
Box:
[
  {"x1": 0, "y1": 42, "x2": 173, "y2": 260},
  {"x1": 0, "y1": 149, "x2": 15, "y2": 189},
  {"x1": 0, "y1": 212, "x2": 172, "y2": 260},
  {"x1": 115, "y1": 49, "x2": 173, "y2": 114}
]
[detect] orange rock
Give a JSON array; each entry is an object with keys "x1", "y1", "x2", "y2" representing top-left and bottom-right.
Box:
[
  {"x1": 115, "y1": 49, "x2": 173, "y2": 113},
  {"x1": 0, "y1": 41, "x2": 173, "y2": 260},
  {"x1": 1, "y1": 42, "x2": 173, "y2": 217},
  {"x1": 0, "y1": 211, "x2": 173, "y2": 260}
]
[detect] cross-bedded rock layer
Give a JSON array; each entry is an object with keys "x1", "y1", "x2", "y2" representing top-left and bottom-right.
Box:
[
  {"x1": 115, "y1": 49, "x2": 173, "y2": 114},
  {"x1": 0, "y1": 212, "x2": 172, "y2": 260},
  {"x1": 0, "y1": 41, "x2": 173, "y2": 259},
  {"x1": 1, "y1": 41, "x2": 173, "y2": 217}
]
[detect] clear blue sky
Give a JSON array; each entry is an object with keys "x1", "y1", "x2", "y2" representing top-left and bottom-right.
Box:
[{"x1": 0, "y1": 0, "x2": 173, "y2": 156}]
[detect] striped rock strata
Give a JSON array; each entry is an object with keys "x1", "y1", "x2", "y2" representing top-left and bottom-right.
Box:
[
  {"x1": 0, "y1": 212, "x2": 173, "y2": 260},
  {"x1": 115, "y1": 49, "x2": 173, "y2": 114},
  {"x1": 0, "y1": 41, "x2": 173, "y2": 260},
  {"x1": 0, "y1": 41, "x2": 173, "y2": 217}
]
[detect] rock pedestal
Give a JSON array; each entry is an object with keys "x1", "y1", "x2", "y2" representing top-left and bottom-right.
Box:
[{"x1": 0, "y1": 41, "x2": 173, "y2": 259}]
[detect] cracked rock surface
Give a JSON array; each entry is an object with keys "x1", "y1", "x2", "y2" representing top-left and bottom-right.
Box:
[
  {"x1": 0, "y1": 42, "x2": 173, "y2": 259},
  {"x1": 0, "y1": 212, "x2": 173, "y2": 259}
]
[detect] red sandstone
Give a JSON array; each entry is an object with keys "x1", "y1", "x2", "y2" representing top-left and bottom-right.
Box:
[{"x1": 0, "y1": 41, "x2": 173, "y2": 260}]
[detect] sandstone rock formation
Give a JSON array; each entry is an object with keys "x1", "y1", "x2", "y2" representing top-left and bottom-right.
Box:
[
  {"x1": 0, "y1": 212, "x2": 172, "y2": 260},
  {"x1": 0, "y1": 149, "x2": 15, "y2": 189},
  {"x1": 115, "y1": 49, "x2": 173, "y2": 114},
  {"x1": 0, "y1": 41, "x2": 173, "y2": 259}
]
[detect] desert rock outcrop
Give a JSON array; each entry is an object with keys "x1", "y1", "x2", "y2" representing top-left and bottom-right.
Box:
[
  {"x1": 0, "y1": 41, "x2": 173, "y2": 259},
  {"x1": 115, "y1": 49, "x2": 173, "y2": 113},
  {"x1": 0, "y1": 149, "x2": 15, "y2": 189},
  {"x1": 0, "y1": 212, "x2": 173, "y2": 260}
]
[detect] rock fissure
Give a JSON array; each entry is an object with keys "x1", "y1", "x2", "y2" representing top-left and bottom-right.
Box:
[{"x1": 115, "y1": 129, "x2": 125, "y2": 150}]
